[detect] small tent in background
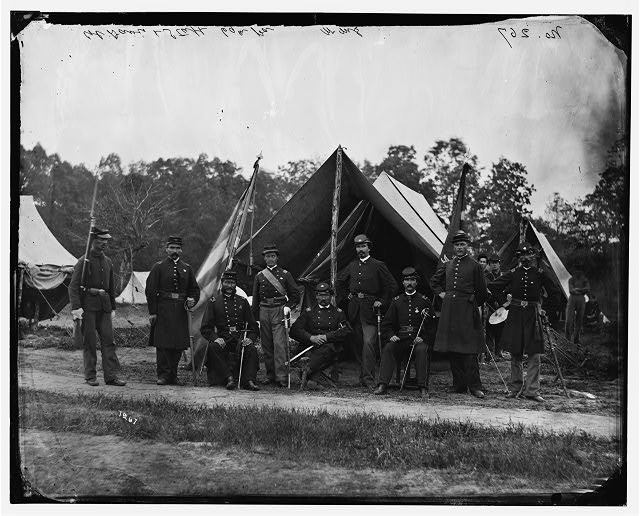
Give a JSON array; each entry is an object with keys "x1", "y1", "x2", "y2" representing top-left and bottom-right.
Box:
[
  {"x1": 115, "y1": 271, "x2": 150, "y2": 305},
  {"x1": 498, "y1": 219, "x2": 572, "y2": 323},
  {"x1": 17, "y1": 195, "x2": 77, "y2": 321}
]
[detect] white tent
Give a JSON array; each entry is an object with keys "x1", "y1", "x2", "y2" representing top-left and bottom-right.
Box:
[
  {"x1": 115, "y1": 271, "x2": 150, "y2": 305},
  {"x1": 18, "y1": 195, "x2": 77, "y2": 320}
]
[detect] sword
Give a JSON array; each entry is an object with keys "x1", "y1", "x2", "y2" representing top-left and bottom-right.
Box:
[
  {"x1": 284, "y1": 309, "x2": 292, "y2": 389},
  {"x1": 238, "y1": 322, "x2": 249, "y2": 389},
  {"x1": 376, "y1": 307, "x2": 382, "y2": 383},
  {"x1": 286, "y1": 345, "x2": 314, "y2": 365}
]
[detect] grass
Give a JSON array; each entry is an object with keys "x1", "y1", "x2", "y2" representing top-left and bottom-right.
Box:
[{"x1": 20, "y1": 387, "x2": 620, "y2": 484}]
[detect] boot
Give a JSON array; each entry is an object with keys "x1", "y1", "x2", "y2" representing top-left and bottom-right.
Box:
[
  {"x1": 225, "y1": 376, "x2": 236, "y2": 390},
  {"x1": 299, "y1": 367, "x2": 310, "y2": 391}
]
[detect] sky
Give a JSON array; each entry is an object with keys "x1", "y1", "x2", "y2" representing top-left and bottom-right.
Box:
[{"x1": 18, "y1": 15, "x2": 628, "y2": 217}]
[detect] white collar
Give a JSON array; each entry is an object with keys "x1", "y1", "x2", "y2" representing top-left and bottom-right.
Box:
[
  {"x1": 405, "y1": 290, "x2": 416, "y2": 296},
  {"x1": 359, "y1": 255, "x2": 371, "y2": 263},
  {"x1": 267, "y1": 264, "x2": 277, "y2": 270}
]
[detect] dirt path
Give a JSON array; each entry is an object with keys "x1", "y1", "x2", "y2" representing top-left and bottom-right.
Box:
[{"x1": 18, "y1": 349, "x2": 619, "y2": 439}]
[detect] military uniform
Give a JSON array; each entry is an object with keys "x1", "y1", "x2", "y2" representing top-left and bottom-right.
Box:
[
  {"x1": 488, "y1": 243, "x2": 560, "y2": 399},
  {"x1": 377, "y1": 289, "x2": 436, "y2": 389},
  {"x1": 200, "y1": 287, "x2": 259, "y2": 389},
  {"x1": 290, "y1": 283, "x2": 351, "y2": 388},
  {"x1": 68, "y1": 229, "x2": 122, "y2": 385},
  {"x1": 484, "y1": 259, "x2": 506, "y2": 357},
  {"x1": 251, "y1": 245, "x2": 300, "y2": 385},
  {"x1": 429, "y1": 231, "x2": 489, "y2": 395},
  {"x1": 336, "y1": 235, "x2": 397, "y2": 386},
  {"x1": 146, "y1": 244, "x2": 200, "y2": 384}
]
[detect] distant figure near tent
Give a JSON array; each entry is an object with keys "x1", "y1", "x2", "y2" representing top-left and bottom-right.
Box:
[
  {"x1": 115, "y1": 271, "x2": 150, "y2": 305},
  {"x1": 17, "y1": 195, "x2": 77, "y2": 322}
]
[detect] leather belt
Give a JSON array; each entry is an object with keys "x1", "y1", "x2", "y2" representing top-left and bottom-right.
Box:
[
  {"x1": 510, "y1": 298, "x2": 538, "y2": 308},
  {"x1": 399, "y1": 325, "x2": 415, "y2": 332},
  {"x1": 350, "y1": 292, "x2": 373, "y2": 299},
  {"x1": 159, "y1": 292, "x2": 186, "y2": 301},
  {"x1": 85, "y1": 288, "x2": 106, "y2": 296}
]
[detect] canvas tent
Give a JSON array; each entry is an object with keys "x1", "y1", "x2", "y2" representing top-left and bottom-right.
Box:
[
  {"x1": 17, "y1": 195, "x2": 77, "y2": 320},
  {"x1": 232, "y1": 148, "x2": 448, "y2": 303},
  {"x1": 115, "y1": 271, "x2": 150, "y2": 305},
  {"x1": 497, "y1": 219, "x2": 572, "y2": 300}
]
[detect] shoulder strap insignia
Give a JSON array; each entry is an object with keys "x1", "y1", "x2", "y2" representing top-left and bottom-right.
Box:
[
  {"x1": 510, "y1": 267, "x2": 517, "y2": 273},
  {"x1": 281, "y1": 268, "x2": 289, "y2": 274}
]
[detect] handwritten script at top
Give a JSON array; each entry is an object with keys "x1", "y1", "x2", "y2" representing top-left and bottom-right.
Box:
[
  {"x1": 497, "y1": 25, "x2": 563, "y2": 49},
  {"x1": 320, "y1": 26, "x2": 363, "y2": 37},
  {"x1": 82, "y1": 25, "x2": 277, "y2": 41}
]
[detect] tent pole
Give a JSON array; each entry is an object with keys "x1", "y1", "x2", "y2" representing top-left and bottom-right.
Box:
[{"x1": 330, "y1": 146, "x2": 343, "y2": 304}]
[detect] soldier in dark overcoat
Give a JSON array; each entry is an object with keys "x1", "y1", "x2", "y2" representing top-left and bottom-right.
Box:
[
  {"x1": 336, "y1": 234, "x2": 397, "y2": 389},
  {"x1": 251, "y1": 244, "x2": 300, "y2": 387},
  {"x1": 146, "y1": 236, "x2": 200, "y2": 385},
  {"x1": 200, "y1": 270, "x2": 260, "y2": 390},
  {"x1": 487, "y1": 242, "x2": 561, "y2": 402},
  {"x1": 68, "y1": 228, "x2": 126, "y2": 387},
  {"x1": 290, "y1": 282, "x2": 352, "y2": 390},
  {"x1": 373, "y1": 267, "x2": 436, "y2": 397},
  {"x1": 429, "y1": 230, "x2": 489, "y2": 398}
]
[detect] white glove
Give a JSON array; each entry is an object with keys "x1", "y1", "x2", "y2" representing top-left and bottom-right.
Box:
[
  {"x1": 390, "y1": 335, "x2": 400, "y2": 342},
  {"x1": 242, "y1": 338, "x2": 253, "y2": 347},
  {"x1": 283, "y1": 306, "x2": 291, "y2": 317},
  {"x1": 71, "y1": 308, "x2": 84, "y2": 320},
  {"x1": 214, "y1": 337, "x2": 226, "y2": 349},
  {"x1": 186, "y1": 297, "x2": 196, "y2": 309},
  {"x1": 111, "y1": 310, "x2": 116, "y2": 319}
]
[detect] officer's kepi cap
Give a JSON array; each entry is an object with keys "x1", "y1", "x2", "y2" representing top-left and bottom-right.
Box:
[
  {"x1": 488, "y1": 253, "x2": 501, "y2": 262},
  {"x1": 262, "y1": 244, "x2": 279, "y2": 255},
  {"x1": 166, "y1": 235, "x2": 183, "y2": 246},
  {"x1": 353, "y1": 234, "x2": 371, "y2": 245},
  {"x1": 401, "y1": 267, "x2": 418, "y2": 279},
  {"x1": 315, "y1": 281, "x2": 333, "y2": 294},
  {"x1": 451, "y1": 230, "x2": 470, "y2": 244},
  {"x1": 221, "y1": 270, "x2": 238, "y2": 282},
  {"x1": 91, "y1": 227, "x2": 112, "y2": 240},
  {"x1": 516, "y1": 242, "x2": 536, "y2": 255}
]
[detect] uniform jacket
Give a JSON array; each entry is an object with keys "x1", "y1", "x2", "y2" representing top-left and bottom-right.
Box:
[
  {"x1": 200, "y1": 293, "x2": 259, "y2": 347},
  {"x1": 381, "y1": 291, "x2": 436, "y2": 343},
  {"x1": 336, "y1": 256, "x2": 398, "y2": 325},
  {"x1": 290, "y1": 304, "x2": 351, "y2": 352},
  {"x1": 488, "y1": 265, "x2": 560, "y2": 355},
  {"x1": 484, "y1": 269, "x2": 507, "y2": 308},
  {"x1": 429, "y1": 255, "x2": 489, "y2": 353},
  {"x1": 68, "y1": 250, "x2": 116, "y2": 312},
  {"x1": 145, "y1": 257, "x2": 200, "y2": 350},
  {"x1": 251, "y1": 265, "x2": 300, "y2": 319}
]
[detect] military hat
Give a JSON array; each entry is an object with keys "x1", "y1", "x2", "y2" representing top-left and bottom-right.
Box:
[
  {"x1": 516, "y1": 242, "x2": 536, "y2": 255},
  {"x1": 166, "y1": 235, "x2": 183, "y2": 246},
  {"x1": 353, "y1": 234, "x2": 372, "y2": 245},
  {"x1": 262, "y1": 244, "x2": 279, "y2": 255},
  {"x1": 220, "y1": 270, "x2": 238, "y2": 282},
  {"x1": 488, "y1": 253, "x2": 501, "y2": 262},
  {"x1": 401, "y1": 267, "x2": 418, "y2": 279},
  {"x1": 451, "y1": 230, "x2": 470, "y2": 244},
  {"x1": 478, "y1": 253, "x2": 488, "y2": 261},
  {"x1": 91, "y1": 227, "x2": 112, "y2": 239},
  {"x1": 315, "y1": 281, "x2": 333, "y2": 294}
]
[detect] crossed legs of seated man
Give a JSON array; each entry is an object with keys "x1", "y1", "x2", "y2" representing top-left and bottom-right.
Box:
[
  {"x1": 374, "y1": 338, "x2": 428, "y2": 396},
  {"x1": 206, "y1": 341, "x2": 260, "y2": 390},
  {"x1": 299, "y1": 344, "x2": 337, "y2": 390}
]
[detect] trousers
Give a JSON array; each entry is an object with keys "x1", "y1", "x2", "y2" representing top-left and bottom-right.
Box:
[
  {"x1": 565, "y1": 294, "x2": 586, "y2": 342},
  {"x1": 378, "y1": 338, "x2": 428, "y2": 387},
  {"x1": 260, "y1": 305, "x2": 288, "y2": 383},
  {"x1": 448, "y1": 352, "x2": 482, "y2": 392},
  {"x1": 82, "y1": 310, "x2": 120, "y2": 382},
  {"x1": 207, "y1": 342, "x2": 259, "y2": 386},
  {"x1": 156, "y1": 348, "x2": 182, "y2": 381},
  {"x1": 510, "y1": 353, "x2": 541, "y2": 396}
]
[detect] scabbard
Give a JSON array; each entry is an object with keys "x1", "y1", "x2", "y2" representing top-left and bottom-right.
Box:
[{"x1": 148, "y1": 319, "x2": 155, "y2": 346}]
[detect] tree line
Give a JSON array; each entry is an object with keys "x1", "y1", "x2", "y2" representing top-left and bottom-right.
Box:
[{"x1": 19, "y1": 138, "x2": 626, "y2": 306}]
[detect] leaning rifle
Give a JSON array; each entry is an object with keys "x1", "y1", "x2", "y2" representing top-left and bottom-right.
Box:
[
  {"x1": 541, "y1": 310, "x2": 570, "y2": 398},
  {"x1": 72, "y1": 174, "x2": 100, "y2": 349}
]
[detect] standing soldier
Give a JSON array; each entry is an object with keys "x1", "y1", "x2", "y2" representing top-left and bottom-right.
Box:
[
  {"x1": 565, "y1": 267, "x2": 591, "y2": 344},
  {"x1": 252, "y1": 244, "x2": 300, "y2": 387},
  {"x1": 373, "y1": 267, "x2": 436, "y2": 397},
  {"x1": 200, "y1": 271, "x2": 260, "y2": 390},
  {"x1": 290, "y1": 281, "x2": 352, "y2": 390},
  {"x1": 69, "y1": 228, "x2": 126, "y2": 386},
  {"x1": 336, "y1": 234, "x2": 397, "y2": 389},
  {"x1": 485, "y1": 253, "x2": 507, "y2": 359},
  {"x1": 146, "y1": 236, "x2": 200, "y2": 386},
  {"x1": 487, "y1": 242, "x2": 561, "y2": 402},
  {"x1": 430, "y1": 230, "x2": 489, "y2": 398}
]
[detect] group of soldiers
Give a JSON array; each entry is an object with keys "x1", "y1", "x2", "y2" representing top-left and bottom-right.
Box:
[{"x1": 69, "y1": 226, "x2": 562, "y2": 403}]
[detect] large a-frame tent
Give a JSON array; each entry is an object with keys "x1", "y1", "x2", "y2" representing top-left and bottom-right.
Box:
[
  {"x1": 498, "y1": 219, "x2": 572, "y2": 301},
  {"x1": 17, "y1": 195, "x2": 77, "y2": 320},
  {"x1": 232, "y1": 148, "x2": 448, "y2": 303}
]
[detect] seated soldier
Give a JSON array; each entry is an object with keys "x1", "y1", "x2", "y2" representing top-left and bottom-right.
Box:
[
  {"x1": 290, "y1": 281, "x2": 352, "y2": 390},
  {"x1": 373, "y1": 267, "x2": 437, "y2": 398},
  {"x1": 200, "y1": 270, "x2": 260, "y2": 391}
]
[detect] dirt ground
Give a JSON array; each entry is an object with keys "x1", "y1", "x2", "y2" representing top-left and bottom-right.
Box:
[{"x1": 15, "y1": 321, "x2": 624, "y2": 502}]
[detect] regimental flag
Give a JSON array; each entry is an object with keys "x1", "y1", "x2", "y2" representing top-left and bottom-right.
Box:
[
  {"x1": 438, "y1": 162, "x2": 470, "y2": 263},
  {"x1": 193, "y1": 155, "x2": 260, "y2": 312}
]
